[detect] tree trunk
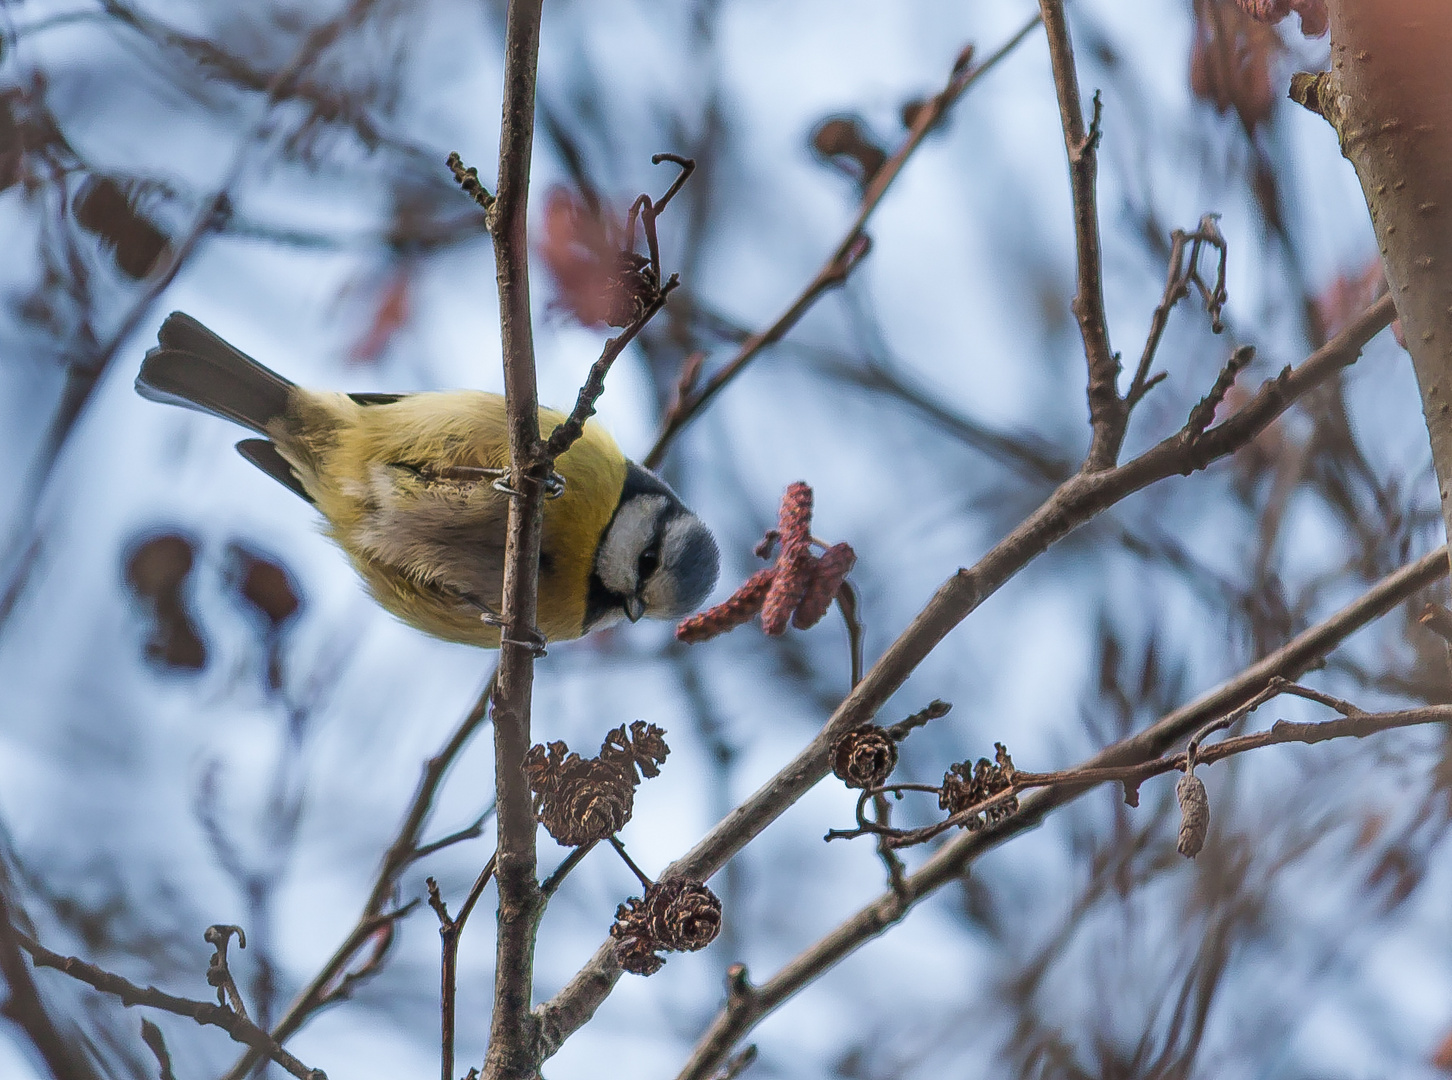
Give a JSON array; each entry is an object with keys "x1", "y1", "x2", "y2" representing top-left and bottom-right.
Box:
[{"x1": 1296, "y1": 1, "x2": 1452, "y2": 553}]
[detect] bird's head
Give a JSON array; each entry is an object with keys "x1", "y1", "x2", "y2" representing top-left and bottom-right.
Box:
[{"x1": 591, "y1": 464, "x2": 719, "y2": 629}]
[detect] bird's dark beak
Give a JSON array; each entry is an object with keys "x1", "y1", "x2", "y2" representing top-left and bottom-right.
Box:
[{"x1": 624, "y1": 596, "x2": 645, "y2": 623}]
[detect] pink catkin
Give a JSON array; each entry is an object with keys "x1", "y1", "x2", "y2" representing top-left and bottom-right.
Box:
[
  {"x1": 675, "y1": 568, "x2": 775, "y2": 643},
  {"x1": 792, "y1": 543, "x2": 857, "y2": 630},
  {"x1": 761, "y1": 483, "x2": 815, "y2": 635}
]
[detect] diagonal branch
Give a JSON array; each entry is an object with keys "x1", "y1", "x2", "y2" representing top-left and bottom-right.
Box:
[
  {"x1": 0, "y1": 888, "x2": 99, "y2": 1080},
  {"x1": 534, "y1": 294, "x2": 1397, "y2": 1058},
  {"x1": 672, "y1": 542, "x2": 1449, "y2": 1079},
  {"x1": 641, "y1": 13, "x2": 1042, "y2": 470},
  {"x1": 15, "y1": 931, "x2": 325, "y2": 1080}
]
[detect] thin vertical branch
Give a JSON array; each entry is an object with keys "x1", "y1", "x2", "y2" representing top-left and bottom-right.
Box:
[
  {"x1": 1038, "y1": 0, "x2": 1120, "y2": 471},
  {"x1": 484, "y1": 1, "x2": 548, "y2": 1077}
]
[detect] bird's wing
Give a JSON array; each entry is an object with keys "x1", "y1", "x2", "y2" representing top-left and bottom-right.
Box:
[{"x1": 346, "y1": 461, "x2": 510, "y2": 610}]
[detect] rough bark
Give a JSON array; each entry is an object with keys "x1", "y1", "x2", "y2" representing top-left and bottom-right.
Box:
[{"x1": 1295, "y1": 1, "x2": 1452, "y2": 551}]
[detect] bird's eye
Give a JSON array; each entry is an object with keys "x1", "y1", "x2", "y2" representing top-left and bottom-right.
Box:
[{"x1": 637, "y1": 542, "x2": 660, "y2": 582}]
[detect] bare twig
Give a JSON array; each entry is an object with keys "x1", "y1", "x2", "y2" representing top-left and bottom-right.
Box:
[
  {"x1": 427, "y1": 855, "x2": 497, "y2": 1080},
  {"x1": 411, "y1": 805, "x2": 496, "y2": 863},
  {"x1": 203, "y1": 925, "x2": 248, "y2": 1018},
  {"x1": 535, "y1": 294, "x2": 1398, "y2": 1062},
  {"x1": 543, "y1": 278, "x2": 681, "y2": 460},
  {"x1": 485, "y1": 1, "x2": 549, "y2": 1077},
  {"x1": 1038, "y1": 0, "x2": 1118, "y2": 470},
  {"x1": 0, "y1": 888, "x2": 99, "y2": 1080},
  {"x1": 829, "y1": 677, "x2": 1409, "y2": 848},
  {"x1": 139, "y1": 1019, "x2": 178, "y2": 1080},
  {"x1": 641, "y1": 13, "x2": 1042, "y2": 470},
  {"x1": 835, "y1": 581, "x2": 865, "y2": 689},
  {"x1": 609, "y1": 837, "x2": 656, "y2": 890},
  {"x1": 669, "y1": 543, "x2": 1449, "y2": 1079},
  {"x1": 1, "y1": 0, "x2": 384, "y2": 637},
  {"x1": 541, "y1": 842, "x2": 598, "y2": 899},
  {"x1": 1126, "y1": 215, "x2": 1229, "y2": 412},
  {"x1": 220, "y1": 673, "x2": 496, "y2": 1080},
  {"x1": 15, "y1": 932, "x2": 325, "y2": 1080}
]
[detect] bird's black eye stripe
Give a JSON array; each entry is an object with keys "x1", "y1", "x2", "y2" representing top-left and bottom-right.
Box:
[{"x1": 638, "y1": 537, "x2": 661, "y2": 582}]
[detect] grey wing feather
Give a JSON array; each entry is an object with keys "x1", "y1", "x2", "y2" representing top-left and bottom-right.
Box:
[
  {"x1": 350, "y1": 464, "x2": 509, "y2": 606},
  {"x1": 348, "y1": 392, "x2": 408, "y2": 406},
  {"x1": 236, "y1": 439, "x2": 314, "y2": 503}
]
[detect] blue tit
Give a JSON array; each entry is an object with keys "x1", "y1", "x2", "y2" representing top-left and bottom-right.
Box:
[{"x1": 135, "y1": 312, "x2": 719, "y2": 647}]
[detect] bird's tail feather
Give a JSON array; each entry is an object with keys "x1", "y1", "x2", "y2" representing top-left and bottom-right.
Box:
[{"x1": 136, "y1": 312, "x2": 294, "y2": 435}]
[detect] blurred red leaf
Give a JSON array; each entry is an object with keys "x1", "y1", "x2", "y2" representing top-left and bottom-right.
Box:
[
  {"x1": 124, "y1": 532, "x2": 207, "y2": 671},
  {"x1": 538, "y1": 187, "x2": 649, "y2": 328},
  {"x1": 74, "y1": 175, "x2": 171, "y2": 279},
  {"x1": 224, "y1": 542, "x2": 302, "y2": 632},
  {"x1": 1190, "y1": 0, "x2": 1283, "y2": 133},
  {"x1": 1236, "y1": 0, "x2": 1328, "y2": 37},
  {"x1": 349, "y1": 267, "x2": 413, "y2": 365},
  {"x1": 1433, "y1": 1027, "x2": 1452, "y2": 1071}
]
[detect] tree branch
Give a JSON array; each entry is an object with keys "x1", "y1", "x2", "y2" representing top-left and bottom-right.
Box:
[
  {"x1": 1296, "y1": 1, "x2": 1452, "y2": 555},
  {"x1": 0, "y1": 889, "x2": 99, "y2": 1080},
  {"x1": 672, "y1": 543, "x2": 1449, "y2": 1078},
  {"x1": 1038, "y1": 0, "x2": 1119, "y2": 471},
  {"x1": 535, "y1": 294, "x2": 1398, "y2": 1057},
  {"x1": 15, "y1": 931, "x2": 325, "y2": 1080},
  {"x1": 641, "y1": 13, "x2": 1042, "y2": 470},
  {"x1": 484, "y1": 1, "x2": 548, "y2": 1077}
]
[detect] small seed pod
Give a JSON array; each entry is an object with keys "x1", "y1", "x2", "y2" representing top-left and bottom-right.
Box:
[
  {"x1": 610, "y1": 896, "x2": 664, "y2": 976},
  {"x1": 526, "y1": 744, "x2": 637, "y2": 847},
  {"x1": 646, "y1": 879, "x2": 722, "y2": 953},
  {"x1": 830, "y1": 725, "x2": 898, "y2": 789},
  {"x1": 1176, "y1": 771, "x2": 1210, "y2": 858},
  {"x1": 939, "y1": 745, "x2": 1019, "y2": 829}
]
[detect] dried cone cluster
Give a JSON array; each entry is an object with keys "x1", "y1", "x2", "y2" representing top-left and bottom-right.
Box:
[
  {"x1": 525, "y1": 722, "x2": 670, "y2": 847},
  {"x1": 939, "y1": 743, "x2": 1019, "y2": 829},
  {"x1": 611, "y1": 878, "x2": 723, "y2": 976},
  {"x1": 831, "y1": 725, "x2": 899, "y2": 789},
  {"x1": 677, "y1": 482, "x2": 856, "y2": 643}
]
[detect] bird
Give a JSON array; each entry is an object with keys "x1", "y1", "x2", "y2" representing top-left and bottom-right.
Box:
[{"x1": 135, "y1": 312, "x2": 719, "y2": 648}]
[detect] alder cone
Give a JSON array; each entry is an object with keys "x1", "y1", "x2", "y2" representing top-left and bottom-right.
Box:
[
  {"x1": 610, "y1": 895, "x2": 665, "y2": 976},
  {"x1": 940, "y1": 745, "x2": 1018, "y2": 828},
  {"x1": 647, "y1": 879, "x2": 722, "y2": 953},
  {"x1": 609, "y1": 879, "x2": 723, "y2": 976},
  {"x1": 526, "y1": 742, "x2": 637, "y2": 847},
  {"x1": 830, "y1": 725, "x2": 898, "y2": 789}
]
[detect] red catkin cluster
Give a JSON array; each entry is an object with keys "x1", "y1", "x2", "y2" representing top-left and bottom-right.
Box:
[{"x1": 676, "y1": 482, "x2": 856, "y2": 644}]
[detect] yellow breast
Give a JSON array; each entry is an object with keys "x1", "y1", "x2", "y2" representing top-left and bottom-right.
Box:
[{"x1": 281, "y1": 389, "x2": 627, "y2": 646}]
